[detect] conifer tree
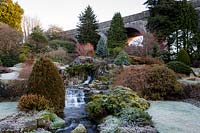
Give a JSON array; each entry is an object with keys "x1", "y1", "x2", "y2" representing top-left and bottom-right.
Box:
[
  {"x1": 96, "y1": 37, "x2": 108, "y2": 58},
  {"x1": 145, "y1": 0, "x2": 198, "y2": 61},
  {"x1": 177, "y1": 48, "x2": 191, "y2": 65},
  {"x1": 107, "y1": 13, "x2": 127, "y2": 50},
  {"x1": 28, "y1": 57, "x2": 65, "y2": 115},
  {"x1": 76, "y1": 5, "x2": 99, "y2": 49}
]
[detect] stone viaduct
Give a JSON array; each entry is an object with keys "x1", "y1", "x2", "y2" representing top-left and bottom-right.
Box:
[{"x1": 65, "y1": 0, "x2": 200, "y2": 39}]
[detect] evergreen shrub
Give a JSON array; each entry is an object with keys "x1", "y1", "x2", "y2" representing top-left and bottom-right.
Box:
[
  {"x1": 167, "y1": 61, "x2": 192, "y2": 75},
  {"x1": 27, "y1": 57, "x2": 65, "y2": 114},
  {"x1": 86, "y1": 86, "x2": 149, "y2": 121},
  {"x1": 114, "y1": 51, "x2": 131, "y2": 65},
  {"x1": 177, "y1": 48, "x2": 191, "y2": 65}
]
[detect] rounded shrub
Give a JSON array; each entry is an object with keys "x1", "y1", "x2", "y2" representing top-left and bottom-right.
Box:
[
  {"x1": 18, "y1": 94, "x2": 50, "y2": 111},
  {"x1": 167, "y1": 61, "x2": 192, "y2": 75},
  {"x1": 177, "y1": 48, "x2": 190, "y2": 65},
  {"x1": 143, "y1": 65, "x2": 183, "y2": 100},
  {"x1": 49, "y1": 39, "x2": 75, "y2": 53},
  {"x1": 110, "y1": 47, "x2": 123, "y2": 57},
  {"x1": 86, "y1": 86, "x2": 149, "y2": 121},
  {"x1": 114, "y1": 51, "x2": 131, "y2": 65},
  {"x1": 27, "y1": 57, "x2": 65, "y2": 115}
]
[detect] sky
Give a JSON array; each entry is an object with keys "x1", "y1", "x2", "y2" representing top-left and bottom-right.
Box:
[{"x1": 14, "y1": 0, "x2": 147, "y2": 30}]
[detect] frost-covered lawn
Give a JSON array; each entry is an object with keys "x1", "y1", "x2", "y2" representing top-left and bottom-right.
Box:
[
  {"x1": 0, "y1": 102, "x2": 18, "y2": 120},
  {"x1": 147, "y1": 101, "x2": 200, "y2": 133}
]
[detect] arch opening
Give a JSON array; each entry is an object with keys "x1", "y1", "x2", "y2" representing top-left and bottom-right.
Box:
[{"x1": 126, "y1": 27, "x2": 143, "y2": 47}]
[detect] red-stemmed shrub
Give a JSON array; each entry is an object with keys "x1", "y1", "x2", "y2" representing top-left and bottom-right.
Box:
[{"x1": 76, "y1": 43, "x2": 94, "y2": 57}]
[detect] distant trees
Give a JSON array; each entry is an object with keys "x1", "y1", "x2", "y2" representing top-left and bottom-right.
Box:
[
  {"x1": 46, "y1": 25, "x2": 63, "y2": 40},
  {"x1": 0, "y1": 0, "x2": 24, "y2": 31},
  {"x1": 107, "y1": 13, "x2": 127, "y2": 55},
  {"x1": 145, "y1": 0, "x2": 199, "y2": 63},
  {"x1": 76, "y1": 5, "x2": 99, "y2": 49},
  {"x1": 22, "y1": 16, "x2": 42, "y2": 41},
  {"x1": 27, "y1": 26, "x2": 49, "y2": 54}
]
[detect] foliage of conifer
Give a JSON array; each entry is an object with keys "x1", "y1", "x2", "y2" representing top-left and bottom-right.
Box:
[
  {"x1": 28, "y1": 57, "x2": 65, "y2": 114},
  {"x1": 107, "y1": 13, "x2": 127, "y2": 52}
]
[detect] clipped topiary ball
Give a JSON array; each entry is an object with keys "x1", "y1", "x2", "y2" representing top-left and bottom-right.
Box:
[{"x1": 27, "y1": 57, "x2": 65, "y2": 115}]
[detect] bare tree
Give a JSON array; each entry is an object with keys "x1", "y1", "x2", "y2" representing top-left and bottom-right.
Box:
[
  {"x1": 0, "y1": 22, "x2": 23, "y2": 52},
  {"x1": 46, "y1": 24, "x2": 63, "y2": 40},
  {"x1": 22, "y1": 15, "x2": 42, "y2": 41}
]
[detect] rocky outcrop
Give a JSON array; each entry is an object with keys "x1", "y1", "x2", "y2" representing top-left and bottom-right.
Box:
[
  {"x1": 0, "y1": 111, "x2": 65, "y2": 132},
  {"x1": 98, "y1": 116, "x2": 157, "y2": 133}
]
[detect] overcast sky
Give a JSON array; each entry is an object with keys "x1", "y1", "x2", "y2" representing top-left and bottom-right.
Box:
[{"x1": 14, "y1": 0, "x2": 147, "y2": 30}]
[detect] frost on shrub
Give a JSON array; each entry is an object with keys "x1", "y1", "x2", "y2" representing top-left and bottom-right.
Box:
[
  {"x1": 118, "y1": 107, "x2": 153, "y2": 126},
  {"x1": 98, "y1": 116, "x2": 122, "y2": 133},
  {"x1": 99, "y1": 108, "x2": 153, "y2": 133},
  {"x1": 86, "y1": 86, "x2": 150, "y2": 121},
  {"x1": 114, "y1": 51, "x2": 130, "y2": 65},
  {"x1": 18, "y1": 94, "x2": 50, "y2": 111}
]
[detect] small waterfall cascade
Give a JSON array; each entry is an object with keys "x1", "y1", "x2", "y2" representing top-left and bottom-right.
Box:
[
  {"x1": 82, "y1": 75, "x2": 92, "y2": 85},
  {"x1": 65, "y1": 88, "x2": 85, "y2": 108},
  {"x1": 57, "y1": 79, "x2": 97, "y2": 133}
]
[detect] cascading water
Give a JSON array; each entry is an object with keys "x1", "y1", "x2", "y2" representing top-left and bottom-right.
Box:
[
  {"x1": 56, "y1": 86, "x2": 97, "y2": 133},
  {"x1": 65, "y1": 89, "x2": 85, "y2": 108}
]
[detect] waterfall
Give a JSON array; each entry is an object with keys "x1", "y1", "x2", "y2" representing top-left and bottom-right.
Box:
[
  {"x1": 65, "y1": 89, "x2": 85, "y2": 108},
  {"x1": 57, "y1": 86, "x2": 97, "y2": 132},
  {"x1": 82, "y1": 75, "x2": 92, "y2": 85}
]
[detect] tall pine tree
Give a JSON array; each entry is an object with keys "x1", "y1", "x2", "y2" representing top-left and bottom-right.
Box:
[
  {"x1": 178, "y1": 0, "x2": 198, "y2": 51},
  {"x1": 107, "y1": 12, "x2": 127, "y2": 50},
  {"x1": 76, "y1": 5, "x2": 99, "y2": 49}
]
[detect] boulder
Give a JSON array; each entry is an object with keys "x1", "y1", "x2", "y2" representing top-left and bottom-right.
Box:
[
  {"x1": 36, "y1": 110, "x2": 65, "y2": 129},
  {"x1": 71, "y1": 124, "x2": 87, "y2": 133}
]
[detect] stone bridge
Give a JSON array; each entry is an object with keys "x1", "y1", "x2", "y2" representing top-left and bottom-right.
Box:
[
  {"x1": 65, "y1": 11, "x2": 149, "y2": 39},
  {"x1": 65, "y1": 0, "x2": 200, "y2": 39}
]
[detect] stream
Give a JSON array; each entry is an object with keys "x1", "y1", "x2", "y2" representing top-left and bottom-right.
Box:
[{"x1": 56, "y1": 86, "x2": 97, "y2": 133}]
